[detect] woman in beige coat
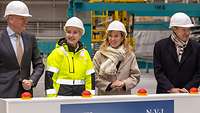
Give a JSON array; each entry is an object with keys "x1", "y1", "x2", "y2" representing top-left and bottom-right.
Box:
[{"x1": 93, "y1": 20, "x2": 141, "y2": 95}]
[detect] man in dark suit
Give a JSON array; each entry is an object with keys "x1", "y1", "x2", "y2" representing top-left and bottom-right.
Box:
[
  {"x1": 154, "y1": 12, "x2": 200, "y2": 94},
  {"x1": 0, "y1": 1, "x2": 44, "y2": 98}
]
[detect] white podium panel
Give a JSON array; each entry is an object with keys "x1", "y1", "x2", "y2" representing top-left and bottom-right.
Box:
[{"x1": 0, "y1": 94, "x2": 200, "y2": 113}]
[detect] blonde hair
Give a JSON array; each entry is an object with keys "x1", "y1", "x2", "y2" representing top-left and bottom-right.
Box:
[{"x1": 99, "y1": 31, "x2": 133, "y2": 54}]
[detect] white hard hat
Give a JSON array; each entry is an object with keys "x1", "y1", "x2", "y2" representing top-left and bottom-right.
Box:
[
  {"x1": 4, "y1": 1, "x2": 32, "y2": 17},
  {"x1": 64, "y1": 17, "x2": 85, "y2": 36},
  {"x1": 107, "y1": 20, "x2": 127, "y2": 37},
  {"x1": 169, "y1": 12, "x2": 194, "y2": 28}
]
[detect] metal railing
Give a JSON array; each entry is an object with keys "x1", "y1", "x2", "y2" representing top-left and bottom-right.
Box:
[{"x1": 0, "y1": 21, "x2": 66, "y2": 38}]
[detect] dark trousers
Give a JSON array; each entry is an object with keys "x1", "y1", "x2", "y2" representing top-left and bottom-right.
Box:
[{"x1": 58, "y1": 85, "x2": 85, "y2": 96}]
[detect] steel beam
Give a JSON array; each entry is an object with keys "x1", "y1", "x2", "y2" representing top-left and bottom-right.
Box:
[{"x1": 73, "y1": 1, "x2": 200, "y2": 16}]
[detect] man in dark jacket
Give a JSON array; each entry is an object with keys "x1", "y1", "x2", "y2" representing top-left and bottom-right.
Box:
[
  {"x1": 0, "y1": 1, "x2": 44, "y2": 98},
  {"x1": 153, "y1": 12, "x2": 200, "y2": 94}
]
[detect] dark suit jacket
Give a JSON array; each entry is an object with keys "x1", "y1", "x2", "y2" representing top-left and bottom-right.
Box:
[
  {"x1": 153, "y1": 36, "x2": 200, "y2": 93},
  {"x1": 0, "y1": 30, "x2": 44, "y2": 98}
]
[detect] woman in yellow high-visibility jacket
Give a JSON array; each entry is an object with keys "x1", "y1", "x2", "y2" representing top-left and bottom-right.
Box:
[{"x1": 45, "y1": 17, "x2": 95, "y2": 97}]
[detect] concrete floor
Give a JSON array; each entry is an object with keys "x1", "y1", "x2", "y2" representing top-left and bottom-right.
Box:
[
  {"x1": 33, "y1": 69, "x2": 157, "y2": 97},
  {"x1": 132, "y1": 69, "x2": 157, "y2": 94}
]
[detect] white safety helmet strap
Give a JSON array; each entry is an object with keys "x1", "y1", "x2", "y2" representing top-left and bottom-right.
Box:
[{"x1": 64, "y1": 17, "x2": 85, "y2": 36}]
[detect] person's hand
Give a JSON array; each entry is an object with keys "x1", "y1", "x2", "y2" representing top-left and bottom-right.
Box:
[
  {"x1": 179, "y1": 88, "x2": 189, "y2": 93},
  {"x1": 168, "y1": 88, "x2": 182, "y2": 93},
  {"x1": 111, "y1": 80, "x2": 125, "y2": 88},
  {"x1": 22, "y1": 79, "x2": 33, "y2": 90}
]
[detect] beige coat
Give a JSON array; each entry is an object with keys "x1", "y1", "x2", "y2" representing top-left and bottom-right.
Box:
[{"x1": 93, "y1": 50, "x2": 141, "y2": 95}]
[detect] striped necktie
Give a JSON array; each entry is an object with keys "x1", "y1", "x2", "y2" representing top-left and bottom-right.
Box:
[{"x1": 16, "y1": 34, "x2": 24, "y2": 65}]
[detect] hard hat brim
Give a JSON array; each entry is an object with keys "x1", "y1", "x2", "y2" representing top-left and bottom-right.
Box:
[
  {"x1": 18, "y1": 14, "x2": 32, "y2": 17},
  {"x1": 169, "y1": 24, "x2": 194, "y2": 28},
  {"x1": 4, "y1": 14, "x2": 32, "y2": 17},
  {"x1": 64, "y1": 26, "x2": 85, "y2": 36}
]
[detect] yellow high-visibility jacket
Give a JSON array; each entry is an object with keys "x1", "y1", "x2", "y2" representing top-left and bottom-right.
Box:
[{"x1": 45, "y1": 41, "x2": 95, "y2": 97}]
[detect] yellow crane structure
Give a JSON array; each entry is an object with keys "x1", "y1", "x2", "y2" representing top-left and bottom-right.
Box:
[{"x1": 89, "y1": 0, "x2": 146, "y2": 50}]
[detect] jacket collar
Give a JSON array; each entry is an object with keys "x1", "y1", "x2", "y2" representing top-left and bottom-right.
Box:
[
  {"x1": 7, "y1": 26, "x2": 15, "y2": 37},
  {"x1": 1, "y1": 30, "x2": 19, "y2": 66},
  {"x1": 57, "y1": 38, "x2": 84, "y2": 53}
]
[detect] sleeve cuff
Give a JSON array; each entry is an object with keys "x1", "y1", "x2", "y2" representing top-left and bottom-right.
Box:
[{"x1": 46, "y1": 89, "x2": 57, "y2": 95}]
